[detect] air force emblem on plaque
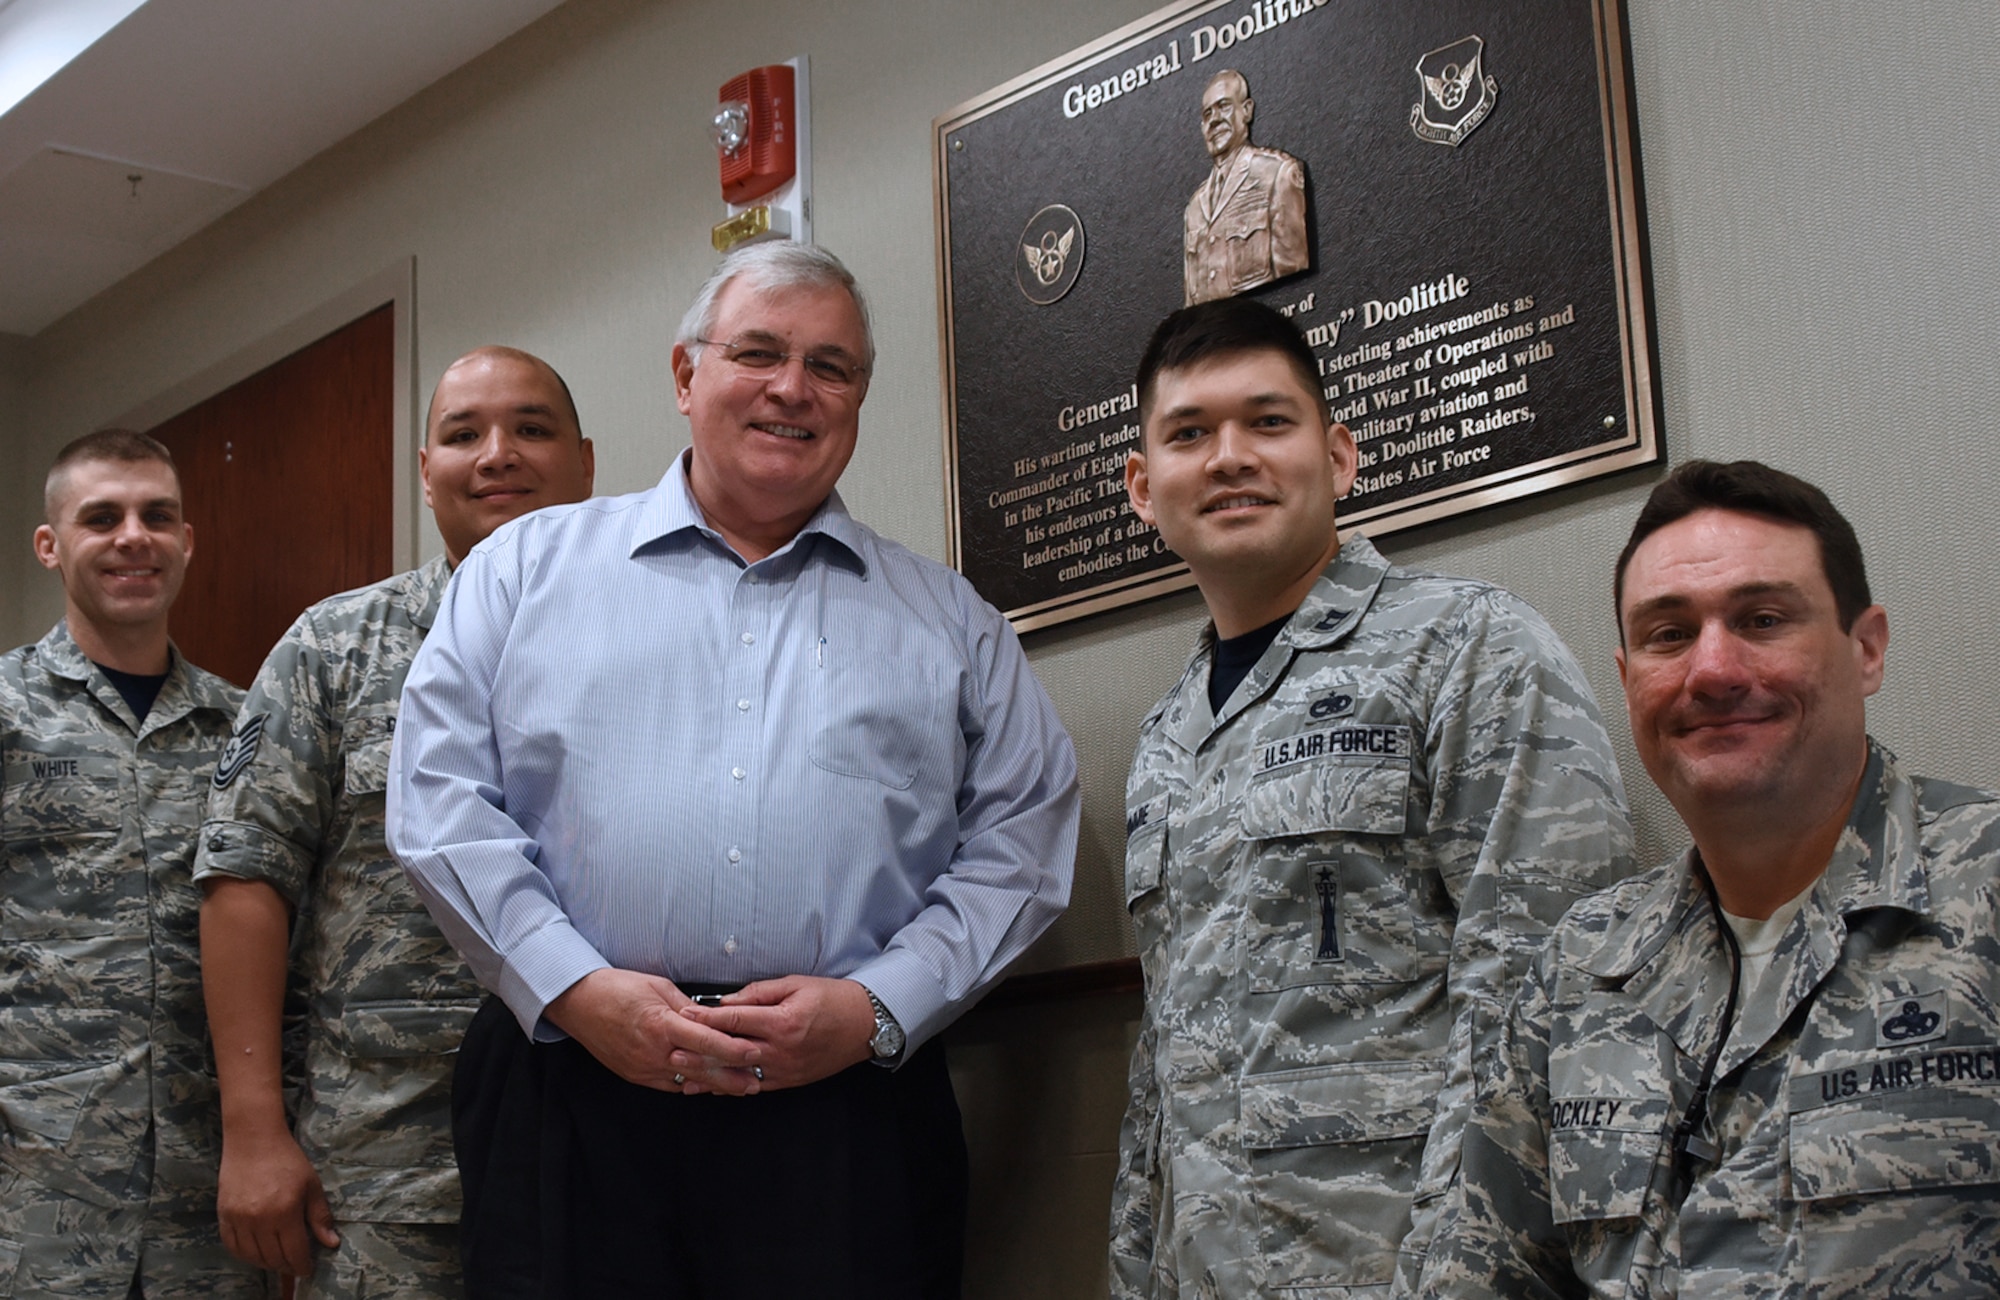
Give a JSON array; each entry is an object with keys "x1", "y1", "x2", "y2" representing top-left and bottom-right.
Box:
[
  {"x1": 1411, "y1": 36, "x2": 1498, "y2": 147},
  {"x1": 1017, "y1": 204, "x2": 1085, "y2": 305}
]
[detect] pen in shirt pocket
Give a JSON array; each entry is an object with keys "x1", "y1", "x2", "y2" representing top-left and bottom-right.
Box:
[{"x1": 817, "y1": 635, "x2": 827, "y2": 668}]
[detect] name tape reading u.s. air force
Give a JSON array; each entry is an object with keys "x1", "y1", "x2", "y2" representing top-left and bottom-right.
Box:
[{"x1": 1257, "y1": 723, "x2": 1410, "y2": 774}]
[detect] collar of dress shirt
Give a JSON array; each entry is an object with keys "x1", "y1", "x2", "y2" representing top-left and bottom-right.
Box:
[{"x1": 630, "y1": 448, "x2": 869, "y2": 574}]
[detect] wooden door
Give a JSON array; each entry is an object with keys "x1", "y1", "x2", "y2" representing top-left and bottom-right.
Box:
[{"x1": 151, "y1": 305, "x2": 395, "y2": 687}]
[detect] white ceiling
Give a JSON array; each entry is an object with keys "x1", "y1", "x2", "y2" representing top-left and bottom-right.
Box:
[{"x1": 0, "y1": 0, "x2": 571, "y2": 337}]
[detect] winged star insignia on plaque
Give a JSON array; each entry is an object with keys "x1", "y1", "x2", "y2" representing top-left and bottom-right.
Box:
[
  {"x1": 1016, "y1": 204, "x2": 1085, "y2": 305},
  {"x1": 1411, "y1": 36, "x2": 1498, "y2": 147}
]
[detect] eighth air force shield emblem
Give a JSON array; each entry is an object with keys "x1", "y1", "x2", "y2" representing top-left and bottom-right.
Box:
[{"x1": 1411, "y1": 35, "x2": 1498, "y2": 147}]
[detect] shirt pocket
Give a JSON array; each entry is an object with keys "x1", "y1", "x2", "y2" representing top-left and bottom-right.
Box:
[
  {"x1": 338, "y1": 999, "x2": 478, "y2": 1059},
  {"x1": 1223, "y1": 223, "x2": 1274, "y2": 288},
  {"x1": 1546, "y1": 1097, "x2": 1672, "y2": 1225},
  {"x1": 1124, "y1": 798, "x2": 1171, "y2": 987},
  {"x1": 807, "y1": 661, "x2": 952, "y2": 791},
  {"x1": 1238, "y1": 1058, "x2": 1440, "y2": 1289},
  {"x1": 321, "y1": 1000, "x2": 478, "y2": 1171},
  {"x1": 1789, "y1": 1049, "x2": 2000, "y2": 1199},
  {"x1": 1, "y1": 756, "x2": 127, "y2": 939},
  {"x1": 1240, "y1": 747, "x2": 1434, "y2": 994},
  {"x1": 1789, "y1": 1048, "x2": 2000, "y2": 1277},
  {"x1": 342, "y1": 710, "x2": 397, "y2": 798},
  {"x1": 0, "y1": 1061, "x2": 125, "y2": 1149},
  {"x1": 1241, "y1": 734, "x2": 1410, "y2": 839},
  {"x1": 1125, "y1": 804, "x2": 1167, "y2": 907}
]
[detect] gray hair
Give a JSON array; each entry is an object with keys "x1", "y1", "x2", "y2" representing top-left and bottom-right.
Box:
[{"x1": 675, "y1": 241, "x2": 875, "y2": 368}]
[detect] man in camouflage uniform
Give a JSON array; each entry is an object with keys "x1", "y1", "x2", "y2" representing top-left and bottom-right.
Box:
[
  {"x1": 1, "y1": 430, "x2": 261, "y2": 1296},
  {"x1": 194, "y1": 348, "x2": 594, "y2": 1297},
  {"x1": 1109, "y1": 298, "x2": 1633, "y2": 1298},
  {"x1": 1427, "y1": 460, "x2": 2000, "y2": 1297}
]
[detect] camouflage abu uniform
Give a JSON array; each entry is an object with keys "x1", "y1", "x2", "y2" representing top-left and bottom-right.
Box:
[
  {"x1": 196, "y1": 558, "x2": 476, "y2": 1299},
  {"x1": 1111, "y1": 535, "x2": 1633, "y2": 1298},
  {"x1": 1428, "y1": 741, "x2": 2000, "y2": 1298},
  {"x1": 0, "y1": 622, "x2": 262, "y2": 1297}
]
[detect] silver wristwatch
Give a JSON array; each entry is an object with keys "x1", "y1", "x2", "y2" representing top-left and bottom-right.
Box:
[{"x1": 866, "y1": 989, "x2": 906, "y2": 1061}]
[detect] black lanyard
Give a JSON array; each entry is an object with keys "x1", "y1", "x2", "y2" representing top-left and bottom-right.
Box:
[{"x1": 1670, "y1": 856, "x2": 1743, "y2": 1198}]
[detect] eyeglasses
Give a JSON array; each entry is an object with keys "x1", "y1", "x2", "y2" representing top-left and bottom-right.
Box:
[{"x1": 694, "y1": 337, "x2": 869, "y2": 392}]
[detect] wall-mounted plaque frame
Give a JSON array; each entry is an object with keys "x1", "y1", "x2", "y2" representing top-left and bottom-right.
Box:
[{"x1": 935, "y1": 0, "x2": 1660, "y2": 632}]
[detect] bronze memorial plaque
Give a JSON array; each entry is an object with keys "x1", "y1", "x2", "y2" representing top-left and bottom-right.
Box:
[{"x1": 935, "y1": 0, "x2": 1660, "y2": 631}]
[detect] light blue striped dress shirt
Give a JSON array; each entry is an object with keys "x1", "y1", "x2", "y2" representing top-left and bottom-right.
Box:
[{"x1": 386, "y1": 454, "x2": 1079, "y2": 1050}]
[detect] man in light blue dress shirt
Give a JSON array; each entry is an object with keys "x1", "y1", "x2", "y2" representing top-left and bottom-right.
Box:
[{"x1": 386, "y1": 242, "x2": 1080, "y2": 1299}]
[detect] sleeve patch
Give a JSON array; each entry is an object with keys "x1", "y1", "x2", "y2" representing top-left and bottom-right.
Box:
[{"x1": 212, "y1": 713, "x2": 268, "y2": 789}]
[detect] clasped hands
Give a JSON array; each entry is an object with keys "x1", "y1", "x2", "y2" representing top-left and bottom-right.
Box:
[{"x1": 544, "y1": 967, "x2": 878, "y2": 1096}]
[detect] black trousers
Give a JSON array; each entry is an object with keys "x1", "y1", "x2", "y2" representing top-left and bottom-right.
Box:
[{"x1": 453, "y1": 994, "x2": 968, "y2": 1300}]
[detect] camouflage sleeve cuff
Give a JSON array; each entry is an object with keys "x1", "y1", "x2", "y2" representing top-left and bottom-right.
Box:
[{"x1": 191, "y1": 818, "x2": 313, "y2": 906}]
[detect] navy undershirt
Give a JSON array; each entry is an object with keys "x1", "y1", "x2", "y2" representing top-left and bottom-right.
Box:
[
  {"x1": 1208, "y1": 613, "x2": 1291, "y2": 715},
  {"x1": 94, "y1": 661, "x2": 168, "y2": 723}
]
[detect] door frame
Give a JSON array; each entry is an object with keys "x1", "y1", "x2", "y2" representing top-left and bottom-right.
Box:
[{"x1": 114, "y1": 257, "x2": 419, "y2": 569}]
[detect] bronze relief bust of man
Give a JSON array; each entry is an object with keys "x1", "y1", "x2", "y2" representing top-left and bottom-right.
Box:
[{"x1": 1184, "y1": 69, "x2": 1311, "y2": 305}]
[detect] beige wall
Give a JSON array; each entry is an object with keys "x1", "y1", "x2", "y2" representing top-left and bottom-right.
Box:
[
  {"x1": 4, "y1": 0, "x2": 1998, "y2": 1294},
  {"x1": 0, "y1": 333, "x2": 25, "y2": 624}
]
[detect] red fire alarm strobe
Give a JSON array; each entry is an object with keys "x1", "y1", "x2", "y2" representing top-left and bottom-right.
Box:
[{"x1": 716, "y1": 64, "x2": 796, "y2": 205}]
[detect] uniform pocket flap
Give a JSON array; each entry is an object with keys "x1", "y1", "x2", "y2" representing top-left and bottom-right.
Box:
[
  {"x1": 1789, "y1": 1047, "x2": 2000, "y2": 1201},
  {"x1": 1239, "y1": 1059, "x2": 1440, "y2": 1151},
  {"x1": 1242, "y1": 733, "x2": 1410, "y2": 840},
  {"x1": 1124, "y1": 798, "x2": 1168, "y2": 907},
  {"x1": 341, "y1": 712, "x2": 397, "y2": 796},
  {"x1": 339, "y1": 1001, "x2": 479, "y2": 1059},
  {"x1": 0, "y1": 1058, "x2": 118, "y2": 1143},
  {"x1": 1547, "y1": 1098, "x2": 1671, "y2": 1225}
]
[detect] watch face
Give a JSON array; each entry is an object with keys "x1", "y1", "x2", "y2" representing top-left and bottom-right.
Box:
[
  {"x1": 872, "y1": 1017, "x2": 905, "y2": 1059},
  {"x1": 867, "y1": 990, "x2": 904, "y2": 1058}
]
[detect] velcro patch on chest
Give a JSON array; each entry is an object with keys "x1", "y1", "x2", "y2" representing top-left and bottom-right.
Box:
[
  {"x1": 1126, "y1": 795, "x2": 1168, "y2": 837},
  {"x1": 4, "y1": 753, "x2": 118, "y2": 785},
  {"x1": 1549, "y1": 1096, "x2": 1630, "y2": 1130},
  {"x1": 1876, "y1": 991, "x2": 1947, "y2": 1048},
  {"x1": 1257, "y1": 724, "x2": 1410, "y2": 775},
  {"x1": 1793, "y1": 1041, "x2": 2000, "y2": 1111}
]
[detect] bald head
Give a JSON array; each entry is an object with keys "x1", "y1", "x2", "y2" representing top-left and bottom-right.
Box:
[
  {"x1": 1200, "y1": 69, "x2": 1255, "y2": 159},
  {"x1": 1204, "y1": 69, "x2": 1249, "y2": 101},
  {"x1": 426, "y1": 347, "x2": 581, "y2": 439},
  {"x1": 420, "y1": 346, "x2": 595, "y2": 563}
]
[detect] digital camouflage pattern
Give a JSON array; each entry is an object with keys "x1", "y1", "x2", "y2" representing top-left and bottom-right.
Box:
[
  {"x1": 1110, "y1": 536, "x2": 1633, "y2": 1299},
  {"x1": 0, "y1": 622, "x2": 263, "y2": 1296},
  {"x1": 196, "y1": 558, "x2": 477, "y2": 1297},
  {"x1": 1427, "y1": 742, "x2": 2000, "y2": 1298},
  {"x1": 293, "y1": 1221, "x2": 458, "y2": 1300}
]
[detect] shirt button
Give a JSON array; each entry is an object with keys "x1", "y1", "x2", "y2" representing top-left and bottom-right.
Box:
[
  {"x1": 731, "y1": 766, "x2": 746, "y2": 781},
  {"x1": 740, "y1": 632, "x2": 755, "y2": 646},
  {"x1": 208, "y1": 835, "x2": 226, "y2": 852},
  {"x1": 723, "y1": 935, "x2": 738, "y2": 955},
  {"x1": 736, "y1": 699, "x2": 751, "y2": 712},
  {"x1": 727, "y1": 847, "x2": 742, "y2": 863}
]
